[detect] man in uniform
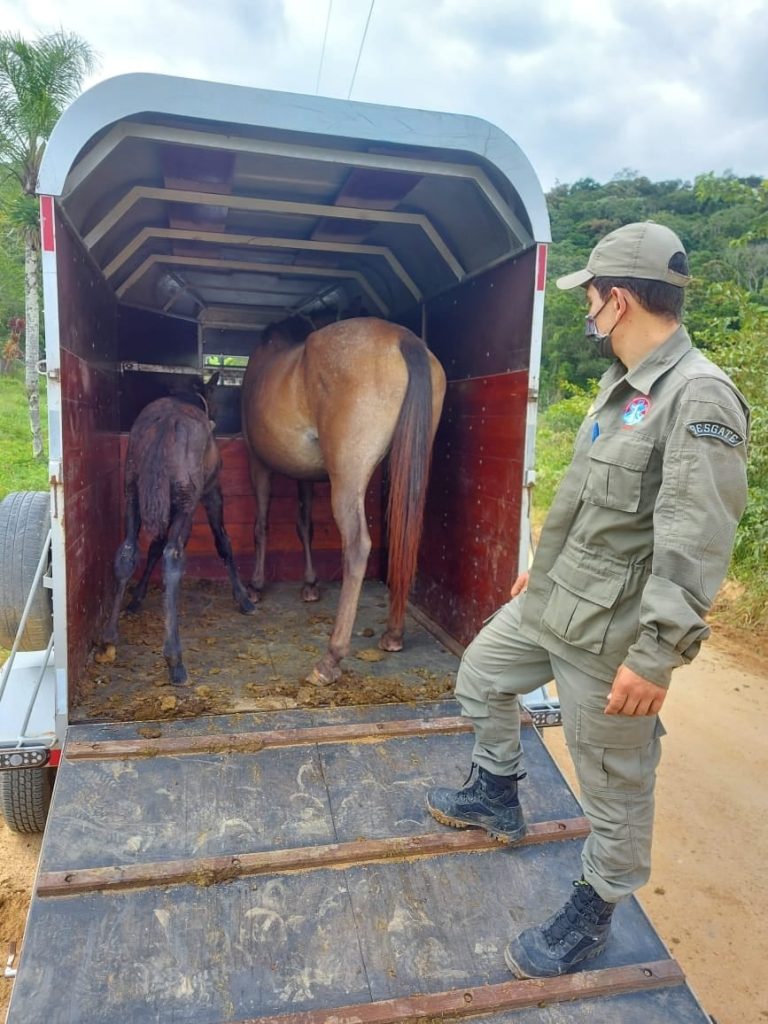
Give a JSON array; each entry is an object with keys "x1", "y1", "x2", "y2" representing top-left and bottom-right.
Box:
[{"x1": 426, "y1": 222, "x2": 750, "y2": 978}]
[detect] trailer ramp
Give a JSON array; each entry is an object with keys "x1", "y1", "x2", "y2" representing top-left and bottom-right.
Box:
[{"x1": 8, "y1": 701, "x2": 709, "y2": 1023}]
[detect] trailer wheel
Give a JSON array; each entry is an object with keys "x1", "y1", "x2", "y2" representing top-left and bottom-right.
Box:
[
  {"x1": 0, "y1": 767, "x2": 54, "y2": 833},
  {"x1": 0, "y1": 491, "x2": 53, "y2": 651}
]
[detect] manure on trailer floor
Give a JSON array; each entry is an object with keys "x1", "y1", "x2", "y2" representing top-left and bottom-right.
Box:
[{"x1": 76, "y1": 580, "x2": 458, "y2": 724}]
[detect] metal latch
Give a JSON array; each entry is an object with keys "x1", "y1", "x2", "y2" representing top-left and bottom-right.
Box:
[{"x1": 0, "y1": 748, "x2": 50, "y2": 770}]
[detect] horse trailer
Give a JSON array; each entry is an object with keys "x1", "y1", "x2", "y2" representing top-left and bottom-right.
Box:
[{"x1": 0, "y1": 74, "x2": 709, "y2": 1022}]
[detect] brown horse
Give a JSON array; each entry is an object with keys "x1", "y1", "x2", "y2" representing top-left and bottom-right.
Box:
[
  {"x1": 102, "y1": 373, "x2": 255, "y2": 684},
  {"x1": 241, "y1": 316, "x2": 446, "y2": 684}
]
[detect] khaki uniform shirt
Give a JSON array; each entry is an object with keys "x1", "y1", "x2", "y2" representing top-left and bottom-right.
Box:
[{"x1": 519, "y1": 326, "x2": 750, "y2": 686}]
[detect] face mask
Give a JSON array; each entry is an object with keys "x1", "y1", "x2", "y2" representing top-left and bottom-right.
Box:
[{"x1": 585, "y1": 298, "x2": 617, "y2": 360}]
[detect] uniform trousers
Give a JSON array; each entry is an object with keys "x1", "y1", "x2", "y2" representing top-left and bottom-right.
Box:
[{"x1": 455, "y1": 597, "x2": 665, "y2": 903}]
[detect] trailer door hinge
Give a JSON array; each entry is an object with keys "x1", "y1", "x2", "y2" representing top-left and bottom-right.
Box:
[{"x1": 37, "y1": 359, "x2": 59, "y2": 381}]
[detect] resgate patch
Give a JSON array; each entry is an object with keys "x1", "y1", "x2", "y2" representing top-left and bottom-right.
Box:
[
  {"x1": 686, "y1": 421, "x2": 745, "y2": 446},
  {"x1": 622, "y1": 395, "x2": 651, "y2": 426}
]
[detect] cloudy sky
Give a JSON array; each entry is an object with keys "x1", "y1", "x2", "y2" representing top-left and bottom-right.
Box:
[{"x1": 2, "y1": 0, "x2": 766, "y2": 191}]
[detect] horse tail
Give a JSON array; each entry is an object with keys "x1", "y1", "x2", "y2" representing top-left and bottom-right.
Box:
[
  {"x1": 386, "y1": 332, "x2": 435, "y2": 625},
  {"x1": 136, "y1": 424, "x2": 173, "y2": 539}
]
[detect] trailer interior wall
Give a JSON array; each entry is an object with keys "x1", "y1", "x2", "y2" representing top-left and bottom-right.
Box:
[
  {"x1": 56, "y1": 210, "x2": 122, "y2": 701},
  {"x1": 416, "y1": 249, "x2": 534, "y2": 644}
]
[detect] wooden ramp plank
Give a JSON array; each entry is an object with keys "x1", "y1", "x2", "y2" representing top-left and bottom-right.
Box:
[
  {"x1": 43, "y1": 720, "x2": 574, "y2": 874},
  {"x1": 319, "y1": 731, "x2": 582, "y2": 841},
  {"x1": 37, "y1": 819, "x2": 591, "y2": 897},
  {"x1": 230, "y1": 959, "x2": 685, "y2": 1024},
  {"x1": 342, "y1": 846, "x2": 672, "y2": 999},
  {"x1": 68, "y1": 714, "x2": 557, "y2": 761},
  {"x1": 40, "y1": 744, "x2": 336, "y2": 873}
]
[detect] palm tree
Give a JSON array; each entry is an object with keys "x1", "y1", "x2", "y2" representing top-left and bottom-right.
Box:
[{"x1": 0, "y1": 31, "x2": 97, "y2": 458}]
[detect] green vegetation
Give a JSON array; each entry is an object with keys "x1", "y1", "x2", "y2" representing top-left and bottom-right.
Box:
[
  {"x1": 0, "y1": 363, "x2": 48, "y2": 500},
  {"x1": 0, "y1": 29, "x2": 97, "y2": 458},
  {"x1": 538, "y1": 171, "x2": 768, "y2": 627}
]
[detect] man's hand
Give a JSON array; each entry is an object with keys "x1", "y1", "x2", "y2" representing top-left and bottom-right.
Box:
[
  {"x1": 510, "y1": 572, "x2": 529, "y2": 598},
  {"x1": 605, "y1": 665, "x2": 667, "y2": 716}
]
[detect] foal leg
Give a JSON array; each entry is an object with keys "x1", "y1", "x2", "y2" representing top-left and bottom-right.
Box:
[
  {"x1": 102, "y1": 482, "x2": 141, "y2": 647},
  {"x1": 162, "y1": 509, "x2": 194, "y2": 685},
  {"x1": 126, "y1": 535, "x2": 165, "y2": 613},
  {"x1": 307, "y1": 480, "x2": 371, "y2": 685},
  {"x1": 296, "y1": 480, "x2": 320, "y2": 602},
  {"x1": 248, "y1": 456, "x2": 271, "y2": 600},
  {"x1": 201, "y1": 483, "x2": 256, "y2": 614}
]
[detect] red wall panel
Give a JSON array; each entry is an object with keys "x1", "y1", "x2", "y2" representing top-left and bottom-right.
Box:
[
  {"x1": 413, "y1": 371, "x2": 529, "y2": 645},
  {"x1": 117, "y1": 436, "x2": 385, "y2": 585}
]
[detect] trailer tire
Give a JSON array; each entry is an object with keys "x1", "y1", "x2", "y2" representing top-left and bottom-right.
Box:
[
  {"x1": 0, "y1": 491, "x2": 53, "y2": 651},
  {"x1": 0, "y1": 767, "x2": 54, "y2": 833}
]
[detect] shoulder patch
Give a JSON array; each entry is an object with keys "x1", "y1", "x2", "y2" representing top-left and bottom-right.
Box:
[{"x1": 686, "y1": 421, "x2": 745, "y2": 446}]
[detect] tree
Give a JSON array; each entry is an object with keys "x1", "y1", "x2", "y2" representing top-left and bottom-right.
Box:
[{"x1": 0, "y1": 30, "x2": 96, "y2": 458}]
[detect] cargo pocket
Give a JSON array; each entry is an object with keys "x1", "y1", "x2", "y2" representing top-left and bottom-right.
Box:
[
  {"x1": 576, "y1": 703, "x2": 666, "y2": 793},
  {"x1": 583, "y1": 434, "x2": 655, "y2": 513},
  {"x1": 541, "y1": 548, "x2": 624, "y2": 655}
]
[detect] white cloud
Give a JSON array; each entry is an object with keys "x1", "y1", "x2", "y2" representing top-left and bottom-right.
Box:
[{"x1": 1, "y1": 0, "x2": 765, "y2": 189}]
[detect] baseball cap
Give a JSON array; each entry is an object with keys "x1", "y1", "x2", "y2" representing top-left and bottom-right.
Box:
[{"x1": 556, "y1": 222, "x2": 691, "y2": 290}]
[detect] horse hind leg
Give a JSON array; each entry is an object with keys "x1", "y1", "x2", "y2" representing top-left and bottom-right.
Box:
[
  {"x1": 201, "y1": 483, "x2": 255, "y2": 615},
  {"x1": 126, "y1": 535, "x2": 165, "y2": 613},
  {"x1": 296, "y1": 480, "x2": 320, "y2": 602},
  {"x1": 307, "y1": 482, "x2": 371, "y2": 685},
  {"x1": 161, "y1": 508, "x2": 195, "y2": 685},
  {"x1": 247, "y1": 456, "x2": 271, "y2": 600}
]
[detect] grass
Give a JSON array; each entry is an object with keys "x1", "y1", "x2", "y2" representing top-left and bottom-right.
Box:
[{"x1": 0, "y1": 364, "x2": 48, "y2": 501}]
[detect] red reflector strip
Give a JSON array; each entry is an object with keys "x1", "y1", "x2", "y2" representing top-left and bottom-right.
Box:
[
  {"x1": 536, "y1": 243, "x2": 548, "y2": 291},
  {"x1": 48, "y1": 749, "x2": 61, "y2": 767},
  {"x1": 40, "y1": 195, "x2": 55, "y2": 252}
]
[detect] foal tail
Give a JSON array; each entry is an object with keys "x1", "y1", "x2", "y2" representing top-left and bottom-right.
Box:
[
  {"x1": 136, "y1": 414, "x2": 199, "y2": 539},
  {"x1": 386, "y1": 332, "x2": 435, "y2": 625},
  {"x1": 137, "y1": 433, "x2": 173, "y2": 540}
]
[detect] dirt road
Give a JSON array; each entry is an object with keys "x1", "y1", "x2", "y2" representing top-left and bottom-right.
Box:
[{"x1": 1, "y1": 635, "x2": 766, "y2": 1022}]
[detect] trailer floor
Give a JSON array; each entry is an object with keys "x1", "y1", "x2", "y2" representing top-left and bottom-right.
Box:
[
  {"x1": 75, "y1": 580, "x2": 457, "y2": 723},
  {"x1": 8, "y1": 701, "x2": 709, "y2": 1023}
]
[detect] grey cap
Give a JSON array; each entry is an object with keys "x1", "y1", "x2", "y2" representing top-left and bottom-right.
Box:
[{"x1": 556, "y1": 221, "x2": 691, "y2": 290}]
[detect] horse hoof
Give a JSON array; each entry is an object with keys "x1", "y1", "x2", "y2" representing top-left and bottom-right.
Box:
[
  {"x1": 301, "y1": 583, "x2": 321, "y2": 602},
  {"x1": 379, "y1": 632, "x2": 404, "y2": 653},
  {"x1": 305, "y1": 661, "x2": 342, "y2": 686},
  {"x1": 168, "y1": 665, "x2": 188, "y2": 686},
  {"x1": 247, "y1": 585, "x2": 263, "y2": 602},
  {"x1": 239, "y1": 598, "x2": 257, "y2": 615},
  {"x1": 94, "y1": 644, "x2": 116, "y2": 665}
]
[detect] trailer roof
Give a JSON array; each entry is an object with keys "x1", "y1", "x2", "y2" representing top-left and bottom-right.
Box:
[{"x1": 39, "y1": 73, "x2": 550, "y2": 327}]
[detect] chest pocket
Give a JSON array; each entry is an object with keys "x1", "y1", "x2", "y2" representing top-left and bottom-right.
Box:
[{"x1": 583, "y1": 434, "x2": 655, "y2": 513}]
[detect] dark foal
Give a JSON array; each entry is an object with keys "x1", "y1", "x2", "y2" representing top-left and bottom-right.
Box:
[{"x1": 102, "y1": 374, "x2": 254, "y2": 684}]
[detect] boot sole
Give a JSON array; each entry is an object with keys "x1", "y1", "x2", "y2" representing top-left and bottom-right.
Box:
[
  {"x1": 427, "y1": 803, "x2": 527, "y2": 845},
  {"x1": 504, "y1": 940, "x2": 605, "y2": 979}
]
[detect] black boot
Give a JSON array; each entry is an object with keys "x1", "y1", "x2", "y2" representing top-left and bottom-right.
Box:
[
  {"x1": 425, "y1": 764, "x2": 526, "y2": 843},
  {"x1": 504, "y1": 878, "x2": 616, "y2": 978}
]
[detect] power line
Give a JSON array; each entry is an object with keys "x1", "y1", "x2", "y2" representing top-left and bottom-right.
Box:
[
  {"x1": 315, "y1": 0, "x2": 334, "y2": 95},
  {"x1": 347, "y1": 0, "x2": 375, "y2": 100}
]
